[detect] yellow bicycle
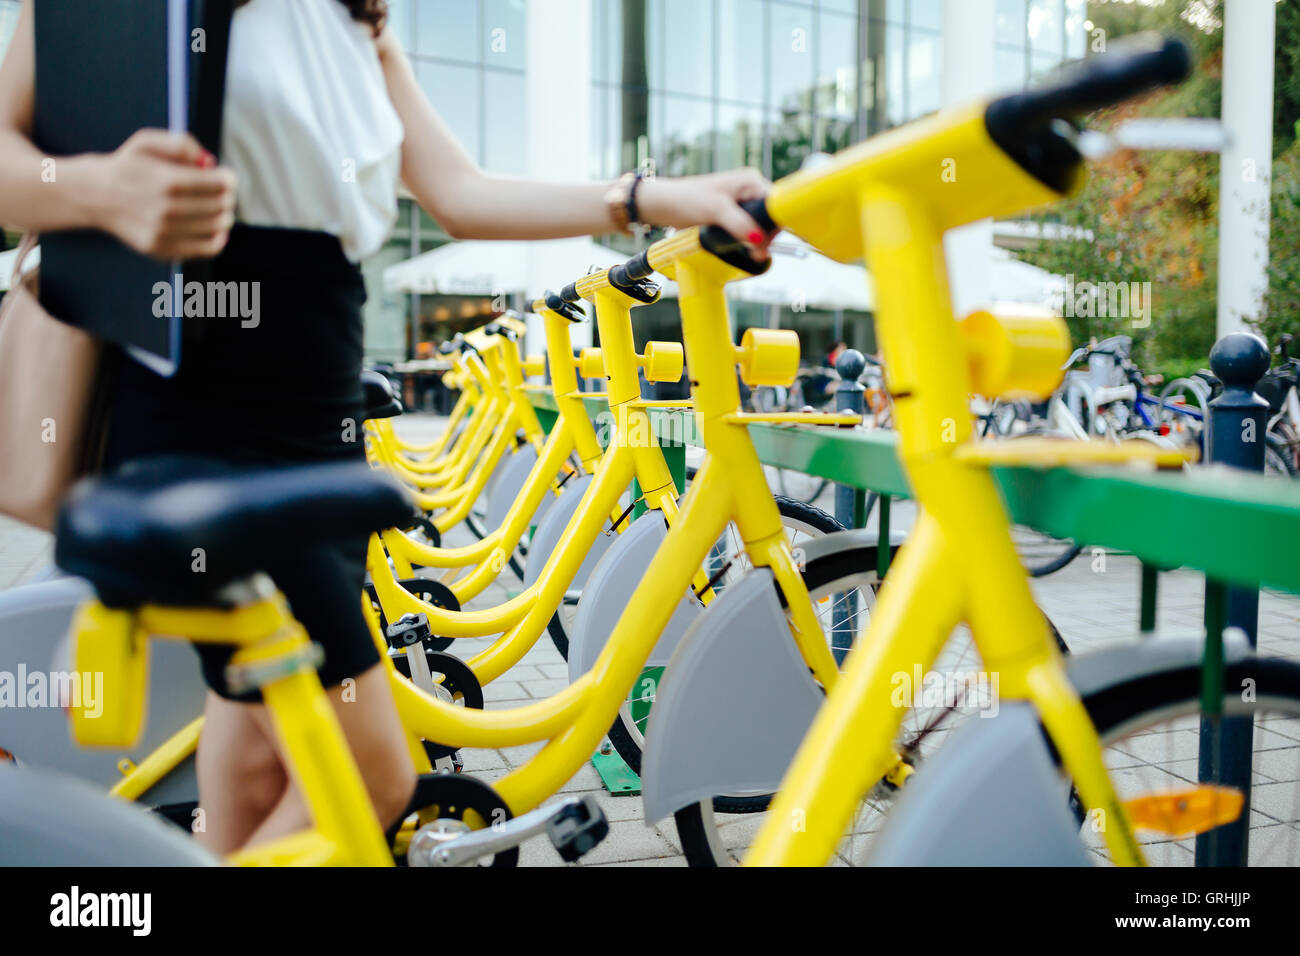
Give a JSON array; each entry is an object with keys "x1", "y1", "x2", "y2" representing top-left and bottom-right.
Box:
[{"x1": 633, "y1": 33, "x2": 1300, "y2": 867}]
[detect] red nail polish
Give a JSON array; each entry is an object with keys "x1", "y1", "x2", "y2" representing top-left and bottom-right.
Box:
[
  {"x1": 197, "y1": 151, "x2": 215, "y2": 169},
  {"x1": 747, "y1": 230, "x2": 764, "y2": 244}
]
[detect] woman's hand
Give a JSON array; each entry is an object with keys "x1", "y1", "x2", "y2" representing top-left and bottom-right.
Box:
[
  {"x1": 635, "y1": 167, "x2": 773, "y2": 258},
  {"x1": 87, "y1": 129, "x2": 238, "y2": 261}
]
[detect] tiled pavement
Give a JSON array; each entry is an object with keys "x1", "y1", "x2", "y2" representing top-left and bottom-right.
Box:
[{"x1": 1, "y1": 412, "x2": 1297, "y2": 866}]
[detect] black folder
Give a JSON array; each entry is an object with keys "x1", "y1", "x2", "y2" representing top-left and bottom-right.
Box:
[{"x1": 33, "y1": 0, "x2": 233, "y2": 375}]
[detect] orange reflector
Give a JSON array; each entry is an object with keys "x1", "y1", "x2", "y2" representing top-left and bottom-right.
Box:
[{"x1": 1123, "y1": 786, "x2": 1244, "y2": 837}]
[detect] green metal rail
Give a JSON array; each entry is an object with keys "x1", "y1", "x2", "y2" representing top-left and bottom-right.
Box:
[{"x1": 530, "y1": 391, "x2": 1300, "y2": 597}]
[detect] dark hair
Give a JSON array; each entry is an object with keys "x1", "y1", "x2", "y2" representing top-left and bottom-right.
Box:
[{"x1": 234, "y1": 0, "x2": 388, "y2": 36}]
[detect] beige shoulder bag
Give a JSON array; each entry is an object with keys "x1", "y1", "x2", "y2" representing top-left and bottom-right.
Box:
[{"x1": 0, "y1": 234, "x2": 105, "y2": 530}]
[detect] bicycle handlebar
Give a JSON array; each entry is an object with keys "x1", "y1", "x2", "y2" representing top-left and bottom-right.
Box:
[
  {"x1": 995, "y1": 33, "x2": 1190, "y2": 130},
  {"x1": 568, "y1": 37, "x2": 1190, "y2": 302},
  {"x1": 543, "y1": 289, "x2": 586, "y2": 322},
  {"x1": 741, "y1": 197, "x2": 777, "y2": 235},
  {"x1": 481, "y1": 322, "x2": 517, "y2": 342},
  {"x1": 594, "y1": 215, "x2": 771, "y2": 301},
  {"x1": 985, "y1": 34, "x2": 1190, "y2": 191}
]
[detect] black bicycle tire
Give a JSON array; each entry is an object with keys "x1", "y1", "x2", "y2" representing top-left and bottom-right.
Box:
[
  {"x1": 675, "y1": 601, "x2": 1070, "y2": 866},
  {"x1": 677, "y1": 653, "x2": 1298, "y2": 867}
]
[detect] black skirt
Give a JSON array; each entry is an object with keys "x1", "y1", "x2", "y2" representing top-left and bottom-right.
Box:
[{"x1": 101, "y1": 224, "x2": 380, "y2": 698}]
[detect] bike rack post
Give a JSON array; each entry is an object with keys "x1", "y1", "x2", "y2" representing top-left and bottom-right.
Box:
[
  {"x1": 831, "y1": 349, "x2": 868, "y2": 665},
  {"x1": 1196, "y1": 331, "x2": 1270, "y2": 866}
]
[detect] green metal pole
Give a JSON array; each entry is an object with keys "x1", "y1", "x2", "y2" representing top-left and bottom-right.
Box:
[
  {"x1": 1139, "y1": 564, "x2": 1158, "y2": 635},
  {"x1": 876, "y1": 495, "x2": 892, "y2": 579},
  {"x1": 1199, "y1": 580, "x2": 1228, "y2": 717}
]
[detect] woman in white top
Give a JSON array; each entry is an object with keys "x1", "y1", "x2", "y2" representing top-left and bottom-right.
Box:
[{"x1": 0, "y1": 0, "x2": 771, "y2": 857}]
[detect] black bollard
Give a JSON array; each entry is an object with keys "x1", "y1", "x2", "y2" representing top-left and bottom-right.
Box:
[
  {"x1": 831, "y1": 350, "x2": 867, "y2": 664},
  {"x1": 1195, "y1": 331, "x2": 1269, "y2": 867}
]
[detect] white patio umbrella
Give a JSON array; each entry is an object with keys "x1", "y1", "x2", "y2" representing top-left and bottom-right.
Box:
[
  {"x1": 724, "y1": 231, "x2": 873, "y2": 312},
  {"x1": 383, "y1": 237, "x2": 630, "y2": 300},
  {"x1": 987, "y1": 245, "x2": 1066, "y2": 310}
]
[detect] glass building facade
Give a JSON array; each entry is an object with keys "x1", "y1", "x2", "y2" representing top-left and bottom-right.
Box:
[
  {"x1": 591, "y1": 0, "x2": 942, "y2": 185},
  {"x1": 0, "y1": 0, "x2": 1086, "y2": 364},
  {"x1": 590, "y1": 0, "x2": 1084, "y2": 184},
  {"x1": 367, "y1": 0, "x2": 532, "y2": 362},
  {"x1": 386, "y1": 0, "x2": 530, "y2": 176},
  {"x1": 585, "y1": 0, "x2": 1084, "y2": 361},
  {"x1": 997, "y1": 0, "x2": 1088, "y2": 89}
]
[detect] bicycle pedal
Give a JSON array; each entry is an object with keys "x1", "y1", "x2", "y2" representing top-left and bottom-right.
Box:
[
  {"x1": 384, "y1": 612, "x2": 432, "y2": 650},
  {"x1": 432, "y1": 751, "x2": 463, "y2": 774},
  {"x1": 408, "y1": 794, "x2": 606, "y2": 867},
  {"x1": 547, "y1": 794, "x2": 609, "y2": 863}
]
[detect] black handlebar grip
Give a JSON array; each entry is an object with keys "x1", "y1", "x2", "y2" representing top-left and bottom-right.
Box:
[
  {"x1": 544, "y1": 289, "x2": 586, "y2": 322},
  {"x1": 985, "y1": 34, "x2": 1190, "y2": 193},
  {"x1": 698, "y1": 225, "x2": 771, "y2": 277},
  {"x1": 623, "y1": 250, "x2": 653, "y2": 281},
  {"x1": 998, "y1": 33, "x2": 1190, "y2": 128},
  {"x1": 741, "y1": 197, "x2": 777, "y2": 235},
  {"x1": 560, "y1": 282, "x2": 581, "y2": 304}
]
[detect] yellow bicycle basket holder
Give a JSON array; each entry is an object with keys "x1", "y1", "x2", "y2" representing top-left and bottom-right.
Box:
[{"x1": 69, "y1": 600, "x2": 149, "y2": 748}]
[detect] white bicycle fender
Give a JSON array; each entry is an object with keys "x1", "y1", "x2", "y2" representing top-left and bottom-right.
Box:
[
  {"x1": 566, "y1": 512, "x2": 703, "y2": 684},
  {"x1": 640, "y1": 568, "x2": 823, "y2": 824},
  {"x1": 484, "y1": 444, "x2": 559, "y2": 534},
  {"x1": 522, "y1": 474, "x2": 616, "y2": 595},
  {"x1": 868, "y1": 701, "x2": 1091, "y2": 865},
  {"x1": 0, "y1": 577, "x2": 203, "y2": 803}
]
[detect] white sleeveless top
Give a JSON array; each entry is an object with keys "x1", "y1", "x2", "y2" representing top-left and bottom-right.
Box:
[{"x1": 221, "y1": 0, "x2": 404, "y2": 262}]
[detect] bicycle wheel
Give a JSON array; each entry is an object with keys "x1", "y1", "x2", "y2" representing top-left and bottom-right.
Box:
[
  {"x1": 1014, "y1": 529, "x2": 1085, "y2": 577},
  {"x1": 774, "y1": 467, "x2": 831, "y2": 506},
  {"x1": 1265, "y1": 432, "x2": 1296, "y2": 478},
  {"x1": 1001, "y1": 429, "x2": 1084, "y2": 576},
  {"x1": 1157, "y1": 377, "x2": 1212, "y2": 428},
  {"x1": 1268, "y1": 421, "x2": 1300, "y2": 476},
  {"x1": 605, "y1": 497, "x2": 854, "y2": 802},
  {"x1": 1070, "y1": 655, "x2": 1300, "y2": 865},
  {"x1": 683, "y1": 652, "x2": 1300, "y2": 866},
  {"x1": 674, "y1": 582, "x2": 1069, "y2": 866}
]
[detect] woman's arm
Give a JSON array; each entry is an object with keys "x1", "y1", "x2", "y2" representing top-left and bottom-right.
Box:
[
  {"x1": 0, "y1": 0, "x2": 236, "y2": 259},
  {"x1": 375, "y1": 29, "x2": 769, "y2": 255}
]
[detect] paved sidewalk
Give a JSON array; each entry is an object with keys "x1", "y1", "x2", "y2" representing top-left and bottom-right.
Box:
[{"x1": 2, "y1": 412, "x2": 1297, "y2": 866}]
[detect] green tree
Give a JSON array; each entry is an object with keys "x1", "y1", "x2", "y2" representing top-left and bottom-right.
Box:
[{"x1": 1016, "y1": 0, "x2": 1300, "y2": 370}]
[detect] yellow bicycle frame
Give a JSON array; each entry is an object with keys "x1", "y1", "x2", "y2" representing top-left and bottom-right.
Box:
[
  {"x1": 379, "y1": 233, "x2": 840, "y2": 815},
  {"x1": 365, "y1": 293, "x2": 690, "y2": 644},
  {"x1": 743, "y1": 101, "x2": 1144, "y2": 866},
  {"x1": 70, "y1": 591, "x2": 393, "y2": 867},
  {"x1": 374, "y1": 314, "x2": 604, "y2": 603}
]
